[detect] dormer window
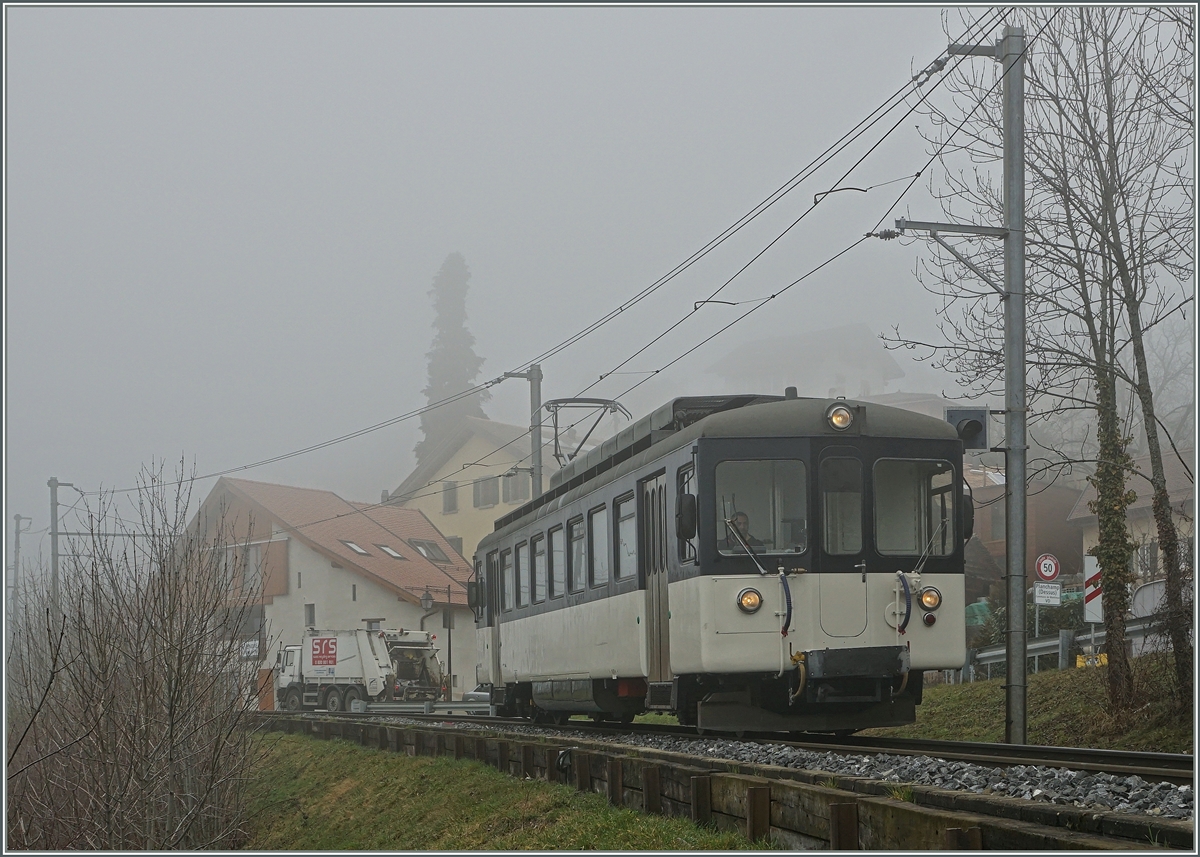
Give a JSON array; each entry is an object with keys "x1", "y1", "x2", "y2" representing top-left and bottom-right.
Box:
[
  {"x1": 409, "y1": 539, "x2": 450, "y2": 563},
  {"x1": 376, "y1": 544, "x2": 406, "y2": 560},
  {"x1": 340, "y1": 540, "x2": 371, "y2": 556}
]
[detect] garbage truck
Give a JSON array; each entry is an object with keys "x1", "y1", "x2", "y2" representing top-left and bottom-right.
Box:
[{"x1": 275, "y1": 628, "x2": 443, "y2": 712}]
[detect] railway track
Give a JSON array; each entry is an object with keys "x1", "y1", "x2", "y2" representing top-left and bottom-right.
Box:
[
  {"x1": 263, "y1": 711, "x2": 1194, "y2": 849},
  {"x1": 274, "y1": 710, "x2": 1194, "y2": 787}
]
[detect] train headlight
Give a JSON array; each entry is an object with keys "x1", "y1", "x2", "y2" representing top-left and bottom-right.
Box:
[
  {"x1": 919, "y1": 587, "x2": 942, "y2": 611},
  {"x1": 826, "y1": 404, "x2": 854, "y2": 431},
  {"x1": 736, "y1": 588, "x2": 763, "y2": 614}
]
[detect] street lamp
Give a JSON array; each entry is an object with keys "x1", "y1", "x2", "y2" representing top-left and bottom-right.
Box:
[{"x1": 420, "y1": 590, "x2": 434, "y2": 611}]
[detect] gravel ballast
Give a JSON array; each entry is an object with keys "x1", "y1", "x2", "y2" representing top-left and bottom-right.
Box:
[{"x1": 388, "y1": 717, "x2": 1193, "y2": 821}]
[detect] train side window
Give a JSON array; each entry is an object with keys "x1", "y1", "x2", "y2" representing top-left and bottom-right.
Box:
[
  {"x1": 548, "y1": 526, "x2": 565, "y2": 598},
  {"x1": 615, "y1": 494, "x2": 637, "y2": 579},
  {"x1": 677, "y1": 466, "x2": 697, "y2": 563},
  {"x1": 500, "y1": 549, "x2": 514, "y2": 611},
  {"x1": 485, "y1": 551, "x2": 498, "y2": 615},
  {"x1": 874, "y1": 459, "x2": 955, "y2": 556},
  {"x1": 568, "y1": 517, "x2": 586, "y2": 593},
  {"x1": 532, "y1": 535, "x2": 547, "y2": 602},
  {"x1": 515, "y1": 542, "x2": 530, "y2": 607},
  {"x1": 821, "y1": 457, "x2": 862, "y2": 555},
  {"x1": 589, "y1": 505, "x2": 610, "y2": 587}
]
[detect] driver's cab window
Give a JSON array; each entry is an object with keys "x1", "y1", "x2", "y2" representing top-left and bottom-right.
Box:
[
  {"x1": 714, "y1": 459, "x2": 807, "y2": 555},
  {"x1": 285, "y1": 650, "x2": 296, "y2": 668},
  {"x1": 821, "y1": 457, "x2": 863, "y2": 555}
]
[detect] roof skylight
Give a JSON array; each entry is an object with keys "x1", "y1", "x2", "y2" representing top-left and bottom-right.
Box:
[{"x1": 409, "y1": 539, "x2": 450, "y2": 563}]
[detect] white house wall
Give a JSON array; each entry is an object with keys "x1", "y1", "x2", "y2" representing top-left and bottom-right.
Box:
[{"x1": 260, "y1": 538, "x2": 476, "y2": 698}]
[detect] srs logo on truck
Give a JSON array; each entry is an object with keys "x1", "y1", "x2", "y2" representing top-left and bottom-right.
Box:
[{"x1": 311, "y1": 637, "x2": 338, "y2": 666}]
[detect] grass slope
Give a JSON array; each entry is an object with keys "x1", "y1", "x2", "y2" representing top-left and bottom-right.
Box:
[
  {"x1": 244, "y1": 733, "x2": 776, "y2": 851},
  {"x1": 862, "y1": 659, "x2": 1192, "y2": 754}
]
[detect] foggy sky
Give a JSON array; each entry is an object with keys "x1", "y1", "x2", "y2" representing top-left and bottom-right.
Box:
[{"x1": 7, "y1": 6, "x2": 978, "y2": 567}]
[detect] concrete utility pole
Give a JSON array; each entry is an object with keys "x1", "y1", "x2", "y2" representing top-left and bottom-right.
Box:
[
  {"x1": 9, "y1": 514, "x2": 31, "y2": 639},
  {"x1": 502, "y1": 364, "x2": 545, "y2": 497},
  {"x1": 889, "y1": 26, "x2": 1028, "y2": 743},
  {"x1": 48, "y1": 478, "x2": 78, "y2": 617}
]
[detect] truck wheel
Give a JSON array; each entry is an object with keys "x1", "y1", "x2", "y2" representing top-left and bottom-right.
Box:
[
  {"x1": 324, "y1": 687, "x2": 343, "y2": 712},
  {"x1": 284, "y1": 689, "x2": 302, "y2": 712},
  {"x1": 343, "y1": 686, "x2": 362, "y2": 710}
]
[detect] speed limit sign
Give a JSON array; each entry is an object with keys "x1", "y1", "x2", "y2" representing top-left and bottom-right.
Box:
[{"x1": 1035, "y1": 553, "x2": 1060, "y2": 582}]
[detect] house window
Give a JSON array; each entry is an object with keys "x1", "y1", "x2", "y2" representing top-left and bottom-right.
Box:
[
  {"x1": 366, "y1": 619, "x2": 382, "y2": 630},
  {"x1": 410, "y1": 539, "x2": 450, "y2": 563},
  {"x1": 304, "y1": 603, "x2": 316, "y2": 627},
  {"x1": 297, "y1": 571, "x2": 302, "y2": 589},
  {"x1": 340, "y1": 540, "x2": 371, "y2": 556},
  {"x1": 445, "y1": 536, "x2": 464, "y2": 557},
  {"x1": 352, "y1": 584, "x2": 357, "y2": 602},
  {"x1": 376, "y1": 544, "x2": 406, "y2": 560},
  {"x1": 473, "y1": 477, "x2": 500, "y2": 508},
  {"x1": 442, "y1": 481, "x2": 458, "y2": 514},
  {"x1": 1134, "y1": 540, "x2": 1160, "y2": 580},
  {"x1": 226, "y1": 544, "x2": 262, "y2": 593},
  {"x1": 503, "y1": 472, "x2": 530, "y2": 504}
]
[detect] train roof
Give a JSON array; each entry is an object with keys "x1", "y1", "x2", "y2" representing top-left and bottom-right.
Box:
[{"x1": 487, "y1": 394, "x2": 959, "y2": 539}]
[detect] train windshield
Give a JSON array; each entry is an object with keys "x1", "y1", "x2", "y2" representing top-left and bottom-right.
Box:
[
  {"x1": 715, "y1": 459, "x2": 807, "y2": 554},
  {"x1": 874, "y1": 459, "x2": 956, "y2": 556}
]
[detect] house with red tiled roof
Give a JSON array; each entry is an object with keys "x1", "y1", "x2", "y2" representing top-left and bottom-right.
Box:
[{"x1": 194, "y1": 477, "x2": 475, "y2": 706}]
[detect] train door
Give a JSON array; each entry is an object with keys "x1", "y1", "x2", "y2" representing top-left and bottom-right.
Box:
[
  {"x1": 485, "y1": 551, "x2": 502, "y2": 684},
  {"x1": 641, "y1": 472, "x2": 671, "y2": 696},
  {"x1": 817, "y1": 448, "x2": 868, "y2": 636}
]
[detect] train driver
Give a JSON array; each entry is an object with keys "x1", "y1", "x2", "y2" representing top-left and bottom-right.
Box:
[{"x1": 722, "y1": 511, "x2": 765, "y2": 552}]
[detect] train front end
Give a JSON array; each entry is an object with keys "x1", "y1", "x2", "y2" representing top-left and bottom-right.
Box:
[{"x1": 670, "y1": 399, "x2": 969, "y2": 734}]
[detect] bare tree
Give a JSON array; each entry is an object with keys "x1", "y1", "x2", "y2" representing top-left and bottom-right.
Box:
[
  {"x1": 6, "y1": 461, "x2": 270, "y2": 849},
  {"x1": 885, "y1": 8, "x2": 1194, "y2": 707}
]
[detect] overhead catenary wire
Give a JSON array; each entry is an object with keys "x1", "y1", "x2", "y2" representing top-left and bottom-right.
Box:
[
  {"x1": 77, "y1": 9, "x2": 1009, "y2": 502},
  {"x1": 867, "y1": 8, "x2": 1058, "y2": 235},
  {"x1": 193, "y1": 10, "x2": 1021, "y2": 536},
  {"x1": 278, "y1": 11, "x2": 1022, "y2": 530},
  {"x1": 582, "y1": 10, "x2": 1012, "y2": 395},
  {"x1": 576, "y1": 16, "x2": 1037, "y2": 413}
]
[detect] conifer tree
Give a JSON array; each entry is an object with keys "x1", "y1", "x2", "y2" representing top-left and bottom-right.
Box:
[{"x1": 415, "y1": 252, "x2": 489, "y2": 465}]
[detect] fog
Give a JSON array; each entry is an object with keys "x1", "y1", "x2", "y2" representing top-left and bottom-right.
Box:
[{"x1": 7, "y1": 6, "x2": 980, "y2": 566}]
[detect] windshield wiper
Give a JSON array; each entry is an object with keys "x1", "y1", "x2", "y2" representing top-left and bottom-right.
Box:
[
  {"x1": 912, "y1": 517, "x2": 948, "y2": 575},
  {"x1": 724, "y1": 517, "x2": 771, "y2": 576}
]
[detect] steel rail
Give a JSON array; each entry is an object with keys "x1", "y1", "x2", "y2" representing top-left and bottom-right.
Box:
[{"x1": 264, "y1": 710, "x2": 1193, "y2": 787}]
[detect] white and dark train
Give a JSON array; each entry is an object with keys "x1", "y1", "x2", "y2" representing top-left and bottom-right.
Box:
[{"x1": 466, "y1": 392, "x2": 973, "y2": 734}]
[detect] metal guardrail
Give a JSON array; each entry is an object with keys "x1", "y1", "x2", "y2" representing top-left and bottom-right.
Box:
[
  {"x1": 974, "y1": 615, "x2": 1163, "y2": 666},
  {"x1": 351, "y1": 699, "x2": 493, "y2": 716}
]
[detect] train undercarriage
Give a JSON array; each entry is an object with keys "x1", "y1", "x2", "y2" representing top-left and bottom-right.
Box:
[{"x1": 490, "y1": 646, "x2": 923, "y2": 735}]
